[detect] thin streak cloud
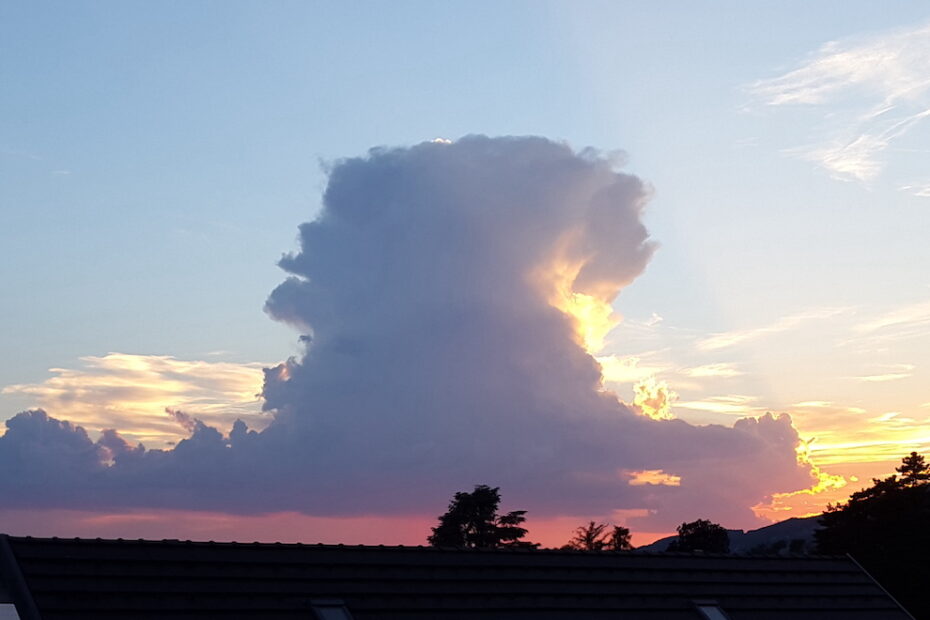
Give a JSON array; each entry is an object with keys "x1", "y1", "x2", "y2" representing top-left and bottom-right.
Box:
[
  {"x1": 748, "y1": 21, "x2": 930, "y2": 183},
  {"x1": 899, "y1": 183, "x2": 930, "y2": 197},
  {"x1": 675, "y1": 395, "x2": 763, "y2": 415},
  {"x1": 697, "y1": 307, "x2": 847, "y2": 351},
  {"x1": 855, "y1": 299, "x2": 930, "y2": 335},
  {"x1": 681, "y1": 363, "x2": 743, "y2": 378},
  {"x1": 853, "y1": 363, "x2": 915, "y2": 383}
]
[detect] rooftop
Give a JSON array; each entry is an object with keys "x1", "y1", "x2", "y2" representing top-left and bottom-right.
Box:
[{"x1": 0, "y1": 535, "x2": 913, "y2": 619}]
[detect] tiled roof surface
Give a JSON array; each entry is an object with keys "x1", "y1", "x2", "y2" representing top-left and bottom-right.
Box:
[{"x1": 0, "y1": 535, "x2": 913, "y2": 620}]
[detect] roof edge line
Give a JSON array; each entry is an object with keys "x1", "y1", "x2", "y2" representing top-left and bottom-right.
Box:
[
  {"x1": 0, "y1": 534, "x2": 42, "y2": 620},
  {"x1": 845, "y1": 553, "x2": 916, "y2": 620}
]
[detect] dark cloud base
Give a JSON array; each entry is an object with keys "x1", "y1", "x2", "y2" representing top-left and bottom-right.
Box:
[{"x1": 0, "y1": 137, "x2": 814, "y2": 529}]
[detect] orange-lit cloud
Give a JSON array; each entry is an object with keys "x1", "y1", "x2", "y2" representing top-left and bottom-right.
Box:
[
  {"x1": 579, "y1": 290, "x2": 930, "y2": 524},
  {"x1": 741, "y1": 397, "x2": 930, "y2": 518},
  {"x1": 753, "y1": 437, "x2": 847, "y2": 520},
  {"x1": 787, "y1": 400, "x2": 930, "y2": 466},
  {"x1": 2, "y1": 353, "x2": 267, "y2": 446},
  {"x1": 631, "y1": 377, "x2": 676, "y2": 420},
  {"x1": 578, "y1": 294, "x2": 930, "y2": 523},
  {"x1": 627, "y1": 469, "x2": 681, "y2": 487}
]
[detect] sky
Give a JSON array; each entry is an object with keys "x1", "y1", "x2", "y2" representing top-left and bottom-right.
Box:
[{"x1": 2, "y1": 1, "x2": 930, "y2": 548}]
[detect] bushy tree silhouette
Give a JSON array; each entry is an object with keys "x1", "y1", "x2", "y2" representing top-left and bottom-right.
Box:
[
  {"x1": 896, "y1": 451, "x2": 930, "y2": 487},
  {"x1": 565, "y1": 521, "x2": 632, "y2": 551},
  {"x1": 428, "y1": 485, "x2": 537, "y2": 549},
  {"x1": 816, "y1": 451, "x2": 930, "y2": 618},
  {"x1": 607, "y1": 525, "x2": 633, "y2": 551},
  {"x1": 666, "y1": 519, "x2": 729, "y2": 553}
]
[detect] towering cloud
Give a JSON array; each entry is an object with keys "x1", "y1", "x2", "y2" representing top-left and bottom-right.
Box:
[{"x1": 0, "y1": 137, "x2": 815, "y2": 529}]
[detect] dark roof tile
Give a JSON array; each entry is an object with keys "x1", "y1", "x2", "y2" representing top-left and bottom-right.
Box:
[{"x1": 0, "y1": 535, "x2": 914, "y2": 620}]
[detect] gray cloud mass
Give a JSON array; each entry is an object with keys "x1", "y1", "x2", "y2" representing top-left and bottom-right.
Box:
[{"x1": 0, "y1": 136, "x2": 813, "y2": 529}]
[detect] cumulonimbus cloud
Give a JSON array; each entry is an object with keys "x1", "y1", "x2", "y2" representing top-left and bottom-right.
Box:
[{"x1": 0, "y1": 136, "x2": 815, "y2": 529}]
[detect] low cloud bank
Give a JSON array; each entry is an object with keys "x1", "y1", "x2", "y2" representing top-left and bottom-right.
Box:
[
  {"x1": 1, "y1": 353, "x2": 266, "y2": 446},
  {"x1": 0, "y1": 136, "x2": 814, "y2": 529}
]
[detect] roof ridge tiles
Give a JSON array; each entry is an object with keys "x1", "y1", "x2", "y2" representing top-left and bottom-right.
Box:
[{"x1": 0, "y1": 535, "x2": 855, "y2": 562}]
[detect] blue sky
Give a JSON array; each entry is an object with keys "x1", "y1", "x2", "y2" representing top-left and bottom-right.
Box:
[{"x1": 3, "y1": 2, "x2": 930, "y2": 542}]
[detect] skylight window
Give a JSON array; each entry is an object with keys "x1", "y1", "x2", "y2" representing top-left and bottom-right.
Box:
[
  {"x1": 0, "y1": 604, "x2": 22, "y2": 620},
  {"x1": 696, "y1": 603, "x2": 730, "y2": 620},
  {"x1": 310, "y1": 599, "x2": 354, "y2": 620}
]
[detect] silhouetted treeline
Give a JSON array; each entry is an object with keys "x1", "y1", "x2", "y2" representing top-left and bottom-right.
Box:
[
  {"x1": 427, "y1": 486, "x2": 728, "y2": 555},
  {"x1": 815, "y1": 451, "x2": 930, "y2": 618},
  {"x1": 428, "y1": 457, "x2": 930, "y2": 617}
]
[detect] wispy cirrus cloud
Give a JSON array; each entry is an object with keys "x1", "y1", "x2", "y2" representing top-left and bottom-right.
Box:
[
  {"x1": 675, "y1": 394, "x2": 763, "y2": 416},
  {"x1": 791, "y1": 400, "x2": 866, "y2": 414},
  {"x1": 697, "y1": 307, "x2": 847, "y2": 351},
  {"x1": 853, "y1": 363, "x2": 915, "y2": 383},
  {"x1": 680, "y1": 363, "x2": 743, "y2": 378},
  {"x1": 748, "y1": 21, "x2": 930, "y2": 185},
  {"x1": 855, "y1": 299, "x2": 930, "y2": 337},
  {"x1": 2, "y1": 353, "x2": 268, "y2": 446},
  {"x1": 899, "y1": 183, "x2": 930, "y2": 198}
]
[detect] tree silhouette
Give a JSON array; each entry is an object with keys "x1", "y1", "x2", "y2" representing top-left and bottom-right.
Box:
[
  {"x1": 427, "y1": 485, "x2": 537, "y2": 549},
  {"x1": 567, "y1": 521, "x2": 609, "y2": 550},
  {"x1": 666, "y1": 519, "x2": 729, "y2": 553},
  {"x1": 816, "y1": 451, "x2": 930, "y2": 618},
  {"x1": 896, "y1": 451, "x2": 929, "y2": 487},
  {"x1": 565, "y1": 522, "x2": 634, "y2": 551},
  {"x1": 607, "y1": 525, "x2": 633, "y2": 551}
]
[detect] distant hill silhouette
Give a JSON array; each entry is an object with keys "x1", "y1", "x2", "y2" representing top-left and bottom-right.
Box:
[{"x1": 636, "y1": 516, "x2": 820, "y2": 554}]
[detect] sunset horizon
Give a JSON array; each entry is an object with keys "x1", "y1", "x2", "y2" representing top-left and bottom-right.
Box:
[{"x1": 3, "y1": 2, "x2": 930, "y2": 553}]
